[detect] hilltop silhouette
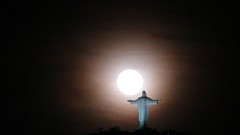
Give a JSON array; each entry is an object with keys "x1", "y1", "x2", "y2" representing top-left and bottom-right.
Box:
[{"x1": 89, "y1": 126, "x2": 193, "y2": 135}]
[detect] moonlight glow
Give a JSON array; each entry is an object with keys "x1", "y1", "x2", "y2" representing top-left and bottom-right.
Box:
[{"x1": 117, "y1": 69, "x2": 144, "y2": 95}]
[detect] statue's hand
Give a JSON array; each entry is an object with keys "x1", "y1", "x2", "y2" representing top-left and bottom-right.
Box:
[
  {"x1": 157, "y1": 99, "x2": 161, "y2": 104},
  {"x1": 127, "y1": 100, "x2": 137, "y2": 104},
  {"x1": 127, "y1": 100, "x2": 131, "y2": 102}
]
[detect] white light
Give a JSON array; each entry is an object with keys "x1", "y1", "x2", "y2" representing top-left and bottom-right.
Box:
[{"x1": 117, "y1": 69, "x2": 143, "y2": 95}]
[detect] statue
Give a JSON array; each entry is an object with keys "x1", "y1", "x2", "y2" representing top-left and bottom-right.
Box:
[{"x1": 127, "y1": 91, "x2": 160, "y2": 129}]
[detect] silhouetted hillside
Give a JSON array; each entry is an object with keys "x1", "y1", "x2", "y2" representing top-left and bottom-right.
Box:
[{"x1": 89, "y1": 126, "x2": 193, "y2": 135}]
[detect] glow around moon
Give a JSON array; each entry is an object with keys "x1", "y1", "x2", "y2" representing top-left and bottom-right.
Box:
[{"x1": 117, "y1": 69, "x2": 144, "y2": 95}]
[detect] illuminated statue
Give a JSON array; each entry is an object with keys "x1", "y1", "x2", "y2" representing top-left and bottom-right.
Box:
[{"x1": 127, "y1": 91, "x2": 160, "y2": 129}]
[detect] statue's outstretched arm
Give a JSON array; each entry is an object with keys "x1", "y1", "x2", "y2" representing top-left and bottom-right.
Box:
[
  {"x1": 147, "y1": 98, "x2": 160, "y2": 105},
  {"x1": 127, "y1": 99, "x2": 137, "y2": 104}
]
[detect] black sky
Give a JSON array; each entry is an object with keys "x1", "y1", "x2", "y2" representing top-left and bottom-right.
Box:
[{"x1": 1, "y1": 1, "x2": 238, "y2": 135}]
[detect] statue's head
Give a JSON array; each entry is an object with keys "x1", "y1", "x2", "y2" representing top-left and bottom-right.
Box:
[{"x1": 142, "y1": 91, "x2": 147, "y2": 97}]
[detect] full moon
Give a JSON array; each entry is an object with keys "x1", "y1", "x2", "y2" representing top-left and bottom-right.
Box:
[{"x1": 117, "y1": 69, "x2": 144, "y2": 95}]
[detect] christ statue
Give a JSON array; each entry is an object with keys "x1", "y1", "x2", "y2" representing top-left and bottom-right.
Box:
[{"x1": 127, "y1": 91, "x2": 160, "y2": 129}]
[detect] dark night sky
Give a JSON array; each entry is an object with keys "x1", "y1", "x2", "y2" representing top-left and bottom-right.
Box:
[{"x1": 1, "y1": 1, "x2": 238, "y2": 135}]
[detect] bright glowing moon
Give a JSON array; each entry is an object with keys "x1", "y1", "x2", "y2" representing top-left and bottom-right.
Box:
[{"x1": 117, "y1": 69, "x2": 144, "y2": 95}]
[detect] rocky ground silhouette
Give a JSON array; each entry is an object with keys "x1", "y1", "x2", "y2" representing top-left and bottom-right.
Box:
[{"x1": 89, "y1": 126, "x2": 193, "y2": 135}]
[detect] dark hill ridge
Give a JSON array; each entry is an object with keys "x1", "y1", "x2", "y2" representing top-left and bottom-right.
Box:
[{"x1": 89, "y1": 126, "x2": 193, "y2": 135}]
